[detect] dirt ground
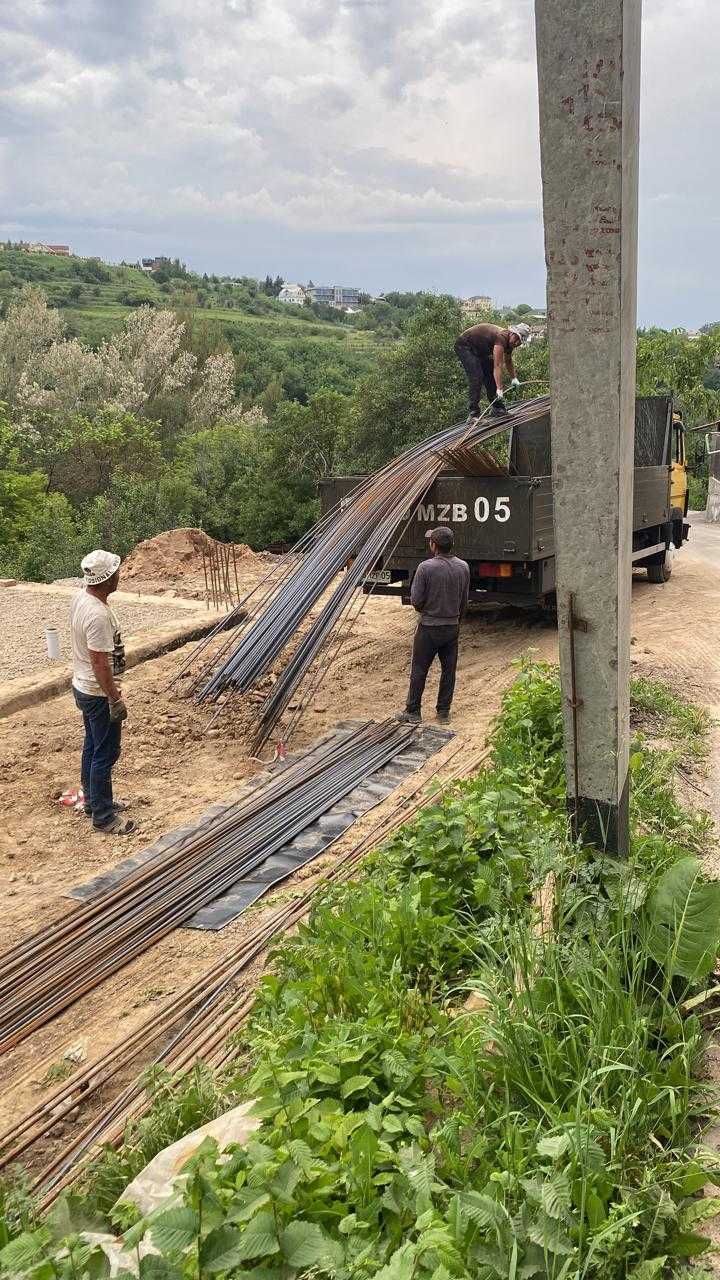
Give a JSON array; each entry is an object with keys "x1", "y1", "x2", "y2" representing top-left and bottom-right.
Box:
[
  {"x1": 0, "y1": 585, "x2": 200, "y2": 682},
  {"x1": 0, "y1": 534, "x2": 718, "y2": 1175}
]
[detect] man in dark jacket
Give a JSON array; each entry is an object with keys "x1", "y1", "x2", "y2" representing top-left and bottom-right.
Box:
[
  {"x1": 397, "y1": 526, "x2": 470, "y2": 726},
  {"x1": 454, "y1": 321, "x2": 530, "y2": 421}
]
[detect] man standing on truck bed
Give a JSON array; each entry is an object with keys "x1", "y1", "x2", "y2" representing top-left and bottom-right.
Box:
[
  {"x1": 397, "y1": 526, "x2": 470, "y2": 727},
  {"x1": 454, "y1": 321, "x2": 530, "y2": 422}
]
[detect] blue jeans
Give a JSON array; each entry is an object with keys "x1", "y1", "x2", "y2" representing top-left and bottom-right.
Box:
[{"x1": 73, "y1": 688, "x2": 122, "y2": 829}]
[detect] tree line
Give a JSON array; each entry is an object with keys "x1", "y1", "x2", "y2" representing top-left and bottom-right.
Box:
[{"x1": 1, "y1": 284, "x2": 718, "y2": 582}]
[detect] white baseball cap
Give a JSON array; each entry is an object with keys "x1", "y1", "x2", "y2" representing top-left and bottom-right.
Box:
[
  {"x1": 509, "y1": 322, "x2": 531, "y2": 343},
  {"x1": 81, "y1": 549, "x2": 121, "y2": 586}
]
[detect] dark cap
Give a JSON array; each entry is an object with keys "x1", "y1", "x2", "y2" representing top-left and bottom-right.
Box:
[{"x1": 425, "y1": 526, "x2": 454, "y2": 551}]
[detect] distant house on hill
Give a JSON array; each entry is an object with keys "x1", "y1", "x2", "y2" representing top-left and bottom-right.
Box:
[
  {"x1": 141, "y1": 256, "x2": 172, "y2": 272},
  {"x1": 525, "y1": 314, "x2": 547, "y2": 341},
  {"x1": 308, "y1": 284, "x2": 361, "y2": 310},
  {"x1": 20, "y1": 241, "x2": 71, "y2": 256},
  {"x1": 278, "y1": 283, "x2": 307, "y2": 305},
  {"x1": 461, "y1": 295, "x2": 492, "y2": 316}
]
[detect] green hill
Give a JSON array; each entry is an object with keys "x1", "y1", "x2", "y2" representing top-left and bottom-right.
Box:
[
  {"x1": 0, "y1": 247, "x2": 379, "y2": 351},
  {"x1": 0, "y1": 247, "x2": 382, "y2": 400}
]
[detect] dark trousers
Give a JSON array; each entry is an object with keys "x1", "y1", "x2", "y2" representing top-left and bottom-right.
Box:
[
  {"x1": 454, "y1": 340, "x2": 497, "y2": 414},
  {"x1": 73, "y1": 688, "x2": 122, "y2": 829},
  {"x1": 406, "y1": 623, "x2": 460, "y2": 716}
]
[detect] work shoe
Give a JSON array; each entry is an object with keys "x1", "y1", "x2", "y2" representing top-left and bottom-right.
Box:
[
  {"x1": 436, "y1": 711, "x2": 451, "y2": 725},
  {"x1": 490, "y1": 401, "x2": 507, "y2": 417},
  {"x1": 465, "y1": 412, "x2": 480, "y2": 425},
  {"x1": 395, "y1": 711, "x2": 421, "y2": 725},
  {"x1": 94, "y1": 815, "x2": 136, "y2": 836}
]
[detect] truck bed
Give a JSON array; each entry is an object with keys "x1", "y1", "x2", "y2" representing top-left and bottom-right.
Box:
[{"x1": 318, "y1": 397, "x2": 675, "y2": 609}]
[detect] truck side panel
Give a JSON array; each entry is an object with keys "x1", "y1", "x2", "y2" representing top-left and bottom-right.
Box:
[
  {"x1": 633, "y1": 466, "x2": 670, "y2": 530},
  {"x1": 399, "y1": 476, "x2": 535, "y2": 560}
]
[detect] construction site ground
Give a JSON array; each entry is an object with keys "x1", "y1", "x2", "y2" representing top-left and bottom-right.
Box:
[
  {"x1": 0, "y1": 583, "x2": 203, "y2": 683},
  {"x1": 0, "y1": 518, "x2": 718, "y2": 1177}
]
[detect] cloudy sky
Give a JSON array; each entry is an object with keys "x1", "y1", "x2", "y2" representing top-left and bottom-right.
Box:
[{"x1": 0, "y1": 0, "x2": 716, "y2": 326}]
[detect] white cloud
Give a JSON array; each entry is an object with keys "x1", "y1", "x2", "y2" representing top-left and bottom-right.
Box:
[{"x1": 0, "y1": 0, "x2": 718, "y2": 323}]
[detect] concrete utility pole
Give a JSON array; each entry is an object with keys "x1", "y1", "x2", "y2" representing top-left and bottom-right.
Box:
[
  {"x1": 708, "y1": 433, "x2": 720, "y2": 523},
  {"x1": 534, "y1": 0, "x2": 642, "y2": 854}
]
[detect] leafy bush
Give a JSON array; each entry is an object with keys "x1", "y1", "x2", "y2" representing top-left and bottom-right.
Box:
[
  {"x1": 3, "y1": 492, "x2": 83, "y2": 582},
  {"x1": 689, "y1": 473, "x2": 708, "y2": 510}
]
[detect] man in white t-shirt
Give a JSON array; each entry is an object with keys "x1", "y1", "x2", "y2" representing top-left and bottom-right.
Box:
[{"x1": 71, "y1": 550, "x2": 135, "y2": 835}]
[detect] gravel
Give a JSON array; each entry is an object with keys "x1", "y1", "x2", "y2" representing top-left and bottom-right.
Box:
[{"x1": 0, "y1": 588, "x2": 195, "y2": 683}]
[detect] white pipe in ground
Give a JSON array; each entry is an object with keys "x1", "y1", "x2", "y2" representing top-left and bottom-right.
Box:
[{"x1": 44, "y1": 627, "x2": 60, "y2": 660}]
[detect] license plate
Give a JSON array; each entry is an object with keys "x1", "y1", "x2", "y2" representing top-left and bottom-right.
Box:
[{"x1": 365, "y1": 569, "x2": 391, "y2": 584}]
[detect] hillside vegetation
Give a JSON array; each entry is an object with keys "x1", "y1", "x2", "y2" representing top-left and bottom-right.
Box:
[
  {"x1": 0, "y1": 247, "x2": 380, "y2": 363},
  {"x1": 0, "y1": 249, "x2": 719, "y2": 583}
]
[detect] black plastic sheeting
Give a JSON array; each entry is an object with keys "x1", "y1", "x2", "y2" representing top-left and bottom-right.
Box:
[{"x1": 68, "y1": 720, "x2": 451, "y2": 931}]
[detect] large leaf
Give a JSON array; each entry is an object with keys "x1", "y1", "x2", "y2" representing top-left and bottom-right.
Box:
[
  {"x1": 456, "y1": 1190, "x2": 506, "y2": 1231},
  {"x1": 227, "y1": 1192, "x2": 272, "y2": 1224},
  {"x1": 521, "y1": 1174, "x2": 571, "y2": 1220},
  {"x1": 526, "y1": 1212, "x2": 574, "y2": 1257},
  {"x1": 680, "y1": 1196, "x2": 720, "y2": 1227},
  {"x1": 46, "y1": 1194, "x2": 107, "y2": 1242},
  {"x1": 536, "y1": 1134, "x2": 570, "y2": 1161},
  {"x1": 149, "y1": 1207, "x2": 199, "y2": 1255},
  {"x1": 369, "y1": 1244, "x2": 417, "y2": 1280},
  {"x1": 138, "y1": 1256, "x2": 183, "y2": 1280},
  {"x1": 279, "y1": 1221, "x2": 330, "y2": 1270},
  {"x1": 0, "y1": 1231, "x2": 50, "y2": 1275},
  {"x1": 645, "y1": 858, "x2": 720, "y2": 979},
  {"x1": 199, "y1": 1225, "x2": 246, "y2": 1274},
  {"x1": 232, "y1": 1212, "x2": 280, "y2": 1263},
  {"x1": 341, "y1": 1075, "x2": 374, "y2": 1099},
  {"x1": 627, "y1": 1261, "x2": 666, "y2": 1280},
  {"x1": 287, "y1": 1140, "x2": 315, "y2": 1178}
]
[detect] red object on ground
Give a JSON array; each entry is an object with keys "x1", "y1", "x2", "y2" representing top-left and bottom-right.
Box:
[{"x1": 59, "y1": 787, "x2": 85, "y2": 813}]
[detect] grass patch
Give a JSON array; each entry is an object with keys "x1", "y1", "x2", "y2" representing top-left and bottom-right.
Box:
[
  {"x1": 40, "y1": 1061, "x2": 73, "y2": 1088},
  {"x1": 631, "y1": 676, "x2": 711, "y2": 760}
]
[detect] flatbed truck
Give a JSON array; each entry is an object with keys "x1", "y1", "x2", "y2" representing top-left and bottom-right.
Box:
[{"x1": 319, "y1": 395, "x2": 690, "y2": 611}]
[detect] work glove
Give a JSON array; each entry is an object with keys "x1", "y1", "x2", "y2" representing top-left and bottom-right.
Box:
[
  {"x1": 510, "y1": 377, "x2": 521, "y2": 390},
  {"x1": 109, "y1": 697, "x2": 128, "y2": 723}
]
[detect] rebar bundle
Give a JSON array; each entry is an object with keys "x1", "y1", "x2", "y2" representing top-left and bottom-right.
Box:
[
  {"x1": 200, "y1": 536, "x2": 242, "y2": 611},
  {"x1": 0, "y1": 720, "x2": 418, "y2": 1057},
  {"x1": 0, "y1": 740, "x2": 490, "y2": 1208},
  {"x1": 182, "y1": 398, "x2": 550, "y2": 749}
]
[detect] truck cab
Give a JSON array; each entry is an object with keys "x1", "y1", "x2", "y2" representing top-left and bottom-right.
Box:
[{"x1": 670, "y1": 409, "x2": 690, "y2": 544}]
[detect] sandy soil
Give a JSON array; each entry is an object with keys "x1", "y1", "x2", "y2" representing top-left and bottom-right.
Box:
[
  {"x1": 0, "y1": 586, "x2": 197, "y2": 682},
  {"x1": 0, "y1": 540, "x2": 718, "y2": 1176}
]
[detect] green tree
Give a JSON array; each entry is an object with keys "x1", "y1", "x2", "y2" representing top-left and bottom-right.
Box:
[
  {"x1": 175, "y1": 419, "x2": 261, "y2": 540},
  {"x1": 268, "y1": 389, "x2": 348, "y2": 481},
  {"x1": 81, "y1": 470, "x2": 198, "y2": 557},
  {"x1": 47, "y1": 410, "x2": 163, "y2": 502},
  {"x1": 5, "y1": 491, "x2": 82, "y2": 581},
  {"x1": 343, "y1": 294, "x2": 466, "y2": 468}
]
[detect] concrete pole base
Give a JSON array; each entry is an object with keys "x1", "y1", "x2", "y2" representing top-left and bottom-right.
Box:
[{"x1": 569, "y1": 772, "x2": 630, "y2": 856}]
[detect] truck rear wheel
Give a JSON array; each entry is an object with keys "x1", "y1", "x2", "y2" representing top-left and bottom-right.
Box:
[{"x1": 647, "y1": 545, "x2": 673, "y2": 583}]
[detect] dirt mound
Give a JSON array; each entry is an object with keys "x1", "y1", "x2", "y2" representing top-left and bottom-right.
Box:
[{"x1": 121, "y1": 528, "x2": 257, "y2": 583}]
